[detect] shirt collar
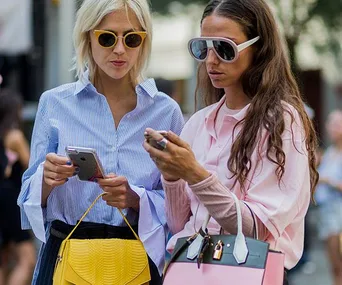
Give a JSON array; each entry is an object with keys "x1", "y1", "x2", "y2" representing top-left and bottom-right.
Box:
[
  {"x1": 74, "y1": 70, "x2": 92, "y2": 95},
  {"x1": 135, "y1": 78, "x2": 158, "y2": 98},
  {"x1": 205, "y1": 95, "x2": 251, "y2": 135},
  {"x1": 205, "y1": 95, "x2": 250, "y2": 121},
  {"x1": 74, "y1": 70, "x2": 158, "y2": 98}
]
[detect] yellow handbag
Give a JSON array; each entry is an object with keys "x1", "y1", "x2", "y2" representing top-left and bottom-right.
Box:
[{"x1": 53, "y1": 193, "x2": 151, "y2": 285}]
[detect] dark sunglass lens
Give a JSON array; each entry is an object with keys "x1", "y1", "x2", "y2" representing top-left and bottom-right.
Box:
[
  {"x1": 190, "y1": 40, "x2": 208, "y2": 60},
  {"x1": 125, "y1": 34, "x2": 143, "y2": 48},
  {"x1": 214, "y1": 40, "x2": 235, "y2": 61},
  {"x1": 98, "y1": 33, "x2": 116, "y2": 47}
]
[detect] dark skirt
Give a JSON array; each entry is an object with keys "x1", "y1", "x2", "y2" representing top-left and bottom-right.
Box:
[{"x1": 35, "y1": 220, "x2": 162, "y2": 285}]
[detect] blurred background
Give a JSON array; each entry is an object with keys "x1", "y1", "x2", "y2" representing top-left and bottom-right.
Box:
[{"x1": 0, "y1": 0, "x2": 341, "y2": 284}]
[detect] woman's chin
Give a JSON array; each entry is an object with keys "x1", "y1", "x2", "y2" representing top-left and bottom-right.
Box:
[
  {"x1": 210, "y1": 80, "x2": 226, "y2": 89},
  {"x1": 99, "y1": 66, "x2": 129, "y2": 81}
]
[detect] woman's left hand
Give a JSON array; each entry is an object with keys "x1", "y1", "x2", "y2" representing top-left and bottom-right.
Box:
[
  {"x1": 97, "y1": 174, "x2": 140, "y2": 211},
  {"x1": 143, "y1": 128, "x2": 210, "y2": 185}
]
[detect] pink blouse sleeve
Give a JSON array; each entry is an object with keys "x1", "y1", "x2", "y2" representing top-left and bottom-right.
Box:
[
  {"x1": 244, "y1": 109, "x2": 311, "y2": 243},
  {"x1": 162, "y1": 177, "x2": 191, "y2": 234}
]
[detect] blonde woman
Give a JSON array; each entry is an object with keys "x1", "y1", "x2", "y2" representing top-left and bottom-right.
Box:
[{"x1": 17, "y1": 1, "x2": 184, "y2": 284}]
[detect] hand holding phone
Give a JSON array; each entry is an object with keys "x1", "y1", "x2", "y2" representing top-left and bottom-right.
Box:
[
  {"x1": 43, "y1": 153, "x2": 75, "y2": 187},
  {"x1": 65, "y1": 146, "x2": 105, "y2": 182},
  {"x1": 144, "y1": 130, "x2": 168, "y2": 150}
]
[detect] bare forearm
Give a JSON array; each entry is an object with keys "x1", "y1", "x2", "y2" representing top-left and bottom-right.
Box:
[{"x1": 41, "y1": 179, "x2": 53, "y2": 207}]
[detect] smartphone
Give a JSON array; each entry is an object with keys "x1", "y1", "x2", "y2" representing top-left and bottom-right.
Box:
[
  {"x1": 144, "y1": 130, "x2": 168, "y2": 150},
  {"x1": 65, "y1": 146, "x2": 105, "y2": 182}
]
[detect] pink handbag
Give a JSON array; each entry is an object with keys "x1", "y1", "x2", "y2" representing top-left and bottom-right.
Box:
[{"x1": 163, "y1": 193, "x2": 285, "y2": 285}]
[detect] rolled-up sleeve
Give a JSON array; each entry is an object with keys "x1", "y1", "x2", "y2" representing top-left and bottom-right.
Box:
[{"x1": 17, "y1": 93, "x2": 57, "y2": 242}]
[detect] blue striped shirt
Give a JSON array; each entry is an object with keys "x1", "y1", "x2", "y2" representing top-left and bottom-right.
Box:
[{"x1": 17, "y1": 73, "x2": 184, "y2": 279}]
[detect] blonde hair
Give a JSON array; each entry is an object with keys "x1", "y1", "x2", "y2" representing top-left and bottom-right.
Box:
[{"x1": 73, "y1": 0, "x2": 152, "y2": 86}]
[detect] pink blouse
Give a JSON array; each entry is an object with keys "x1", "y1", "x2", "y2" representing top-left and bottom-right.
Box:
[{"x1": 163, "y1": 96, "x2": 311, "y2": 270}]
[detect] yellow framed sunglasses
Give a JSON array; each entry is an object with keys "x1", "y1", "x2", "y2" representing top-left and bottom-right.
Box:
[{"x1": 93, "y1": 30, "x2": 147, "y2": 49}]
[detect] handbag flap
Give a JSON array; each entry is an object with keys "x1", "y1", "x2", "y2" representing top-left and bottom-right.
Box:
[
  {"x1": 172, "y1": 234, "x2": 269, "y2": 269},
  {"x1": 65, "y1": 238, "x2": 150, "y2": 285}
]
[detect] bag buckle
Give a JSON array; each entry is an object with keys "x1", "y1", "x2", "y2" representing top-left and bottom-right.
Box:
[
  {"x1": 187, "y1": 232, "x2": 198, "y2": 243},
  {"x1": 196, "y1": 233, "x2": 210, "y2": 269}
]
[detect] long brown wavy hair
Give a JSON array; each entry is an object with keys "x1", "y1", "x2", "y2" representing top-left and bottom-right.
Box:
[{"x1": 195, "y1": 0, "x2": 318, "y2": 198}]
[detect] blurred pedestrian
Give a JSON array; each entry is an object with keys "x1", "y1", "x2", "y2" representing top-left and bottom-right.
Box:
[
  {"x1": 0, "y1": 140, "x2": 6, "y2": 182},
  {"x1": 144, "y1": 1, "x2": 319, "y2": 284},
  {"x1": 0, "y1": 0, "x2": 33, "y2": 100},
  {"x1": 0, "y1": 88, "x2": 36, "y2": 285},
  {"x1": 0, "y1": 74, "x2": 6, "y2": 182},
  {"x1": 0, "y1": 74, "x2": 6, "y2": 285},
  {"x1": 0, "y1": 140, "x2": 5, "y2": 285},
  {"x1": 17, "y1": 0, "x2": 184, "y2": 284},
  {"x1": 315, "y1": 110, "x2": 342, "y2": 285}
]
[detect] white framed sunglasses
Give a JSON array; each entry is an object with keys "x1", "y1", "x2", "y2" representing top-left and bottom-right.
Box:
[{"x1": 188, "y1": 36, "x2": 260, "y2": 63}]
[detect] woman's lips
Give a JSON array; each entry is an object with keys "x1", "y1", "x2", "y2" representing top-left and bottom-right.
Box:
[
  {"x1": 208, "y1": 70, "x2": 224, "y2": 79},
  {"x1": 111, "y1": 60, "x2": 126, "y2": 67}
]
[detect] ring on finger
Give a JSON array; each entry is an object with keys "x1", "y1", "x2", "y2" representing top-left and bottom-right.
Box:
[{"x1": 157, "y1": 137, "x2": 168, "y2": 150}]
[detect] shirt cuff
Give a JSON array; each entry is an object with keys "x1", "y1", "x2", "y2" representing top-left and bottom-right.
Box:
[
  {"x1": 188, "y1": 172, "x2": 216, "y2": 192},
  {"x1": 129, "y1": 184, "x2": 166, "y2": 275},
  {"x1": 161, "y1": 175, "x2": 182, "y2": 186},
  {"x1": 22, "y1": 162, "x2": 46, "y2": 242}
]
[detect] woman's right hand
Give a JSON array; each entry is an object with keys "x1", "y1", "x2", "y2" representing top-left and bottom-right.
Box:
[{"x1": 43, "y1": 153, "x2": 77, "y2": 187}]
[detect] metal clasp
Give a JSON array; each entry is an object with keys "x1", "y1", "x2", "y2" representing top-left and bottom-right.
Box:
[{"x1": 213, "y1": 240, "x2": 224, "y2": 260}]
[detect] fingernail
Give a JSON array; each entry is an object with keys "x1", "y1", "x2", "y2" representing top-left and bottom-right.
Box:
[{"x1": 66, "y1": 161, "x2": 72, "y2": 166}]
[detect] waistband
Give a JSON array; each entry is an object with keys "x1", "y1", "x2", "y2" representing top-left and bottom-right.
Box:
[{"x1": 50, "y1": 220, "x2": 139, "y2": 240}]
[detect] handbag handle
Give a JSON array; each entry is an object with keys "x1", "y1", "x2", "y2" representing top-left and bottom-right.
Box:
[
  {"x1": 163, "y1": 192, "x2": 248, "y2": 277},
  {"x1": 243, "y1": 201, "x2": 258, "y2": 240},
  {"x1": 63, "y1": 192, "x2": 140, "y2": 242},
  {"x1": 201, "y1": 192, "x2": 248, "y2": 264}
]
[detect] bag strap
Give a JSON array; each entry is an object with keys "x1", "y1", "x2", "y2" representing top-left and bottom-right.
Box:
[
  {"x1": 191, "y1": 192, "x2": 248, "y2": 264},
  {"x1": 63, "y1": 192, "x2": 140, "y2": 242},
  {"x1": 243, "y1": 201, "x2": 258, "y2": 240}
]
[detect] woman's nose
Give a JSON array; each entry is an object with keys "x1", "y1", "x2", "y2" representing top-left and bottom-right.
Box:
[
  {"x1": 206, "y1": 48, "x2": 219, "y2": 64},
  {"x1": 113, "y1": 37, "x2": 125, "y2": 55}
]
